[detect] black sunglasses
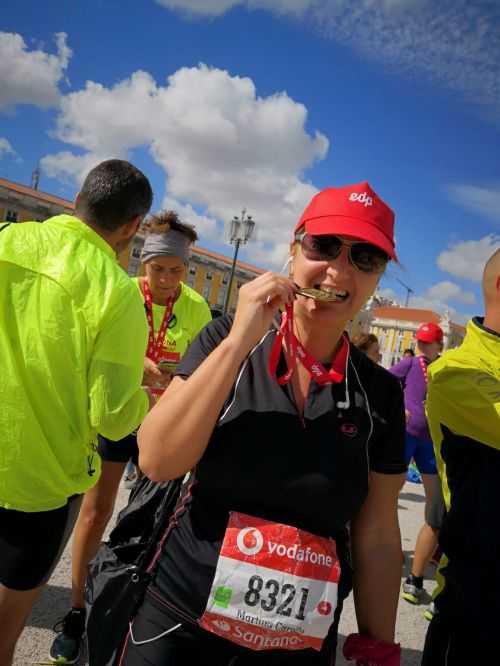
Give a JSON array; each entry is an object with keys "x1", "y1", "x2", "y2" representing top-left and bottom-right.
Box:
[{"x1": 296, "y1": 233, "x2": 389, "y2": 274}]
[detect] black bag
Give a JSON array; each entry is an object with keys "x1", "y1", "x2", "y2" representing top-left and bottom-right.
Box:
[{"x1": 85, "y1": 474, "x2": 184, "y2": 666}]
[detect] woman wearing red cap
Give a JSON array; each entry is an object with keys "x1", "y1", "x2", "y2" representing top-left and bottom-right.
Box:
[
  {"x1": 120, "y1": 183, "x2": 406, "y2": 666},
  {"x1": 389, "y1": 322, "x2": 444, "y2": 616}
]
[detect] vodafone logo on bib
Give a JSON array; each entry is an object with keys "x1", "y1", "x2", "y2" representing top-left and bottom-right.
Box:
[{"x1": 237, "y1": 527, "x2": 264, "y2": 556}]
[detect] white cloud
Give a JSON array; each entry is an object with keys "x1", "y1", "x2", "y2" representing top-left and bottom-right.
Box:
[
  {"x1": 406, "y1": 279, "x2": 478, "y2": 324},
  {"x1": 377, "y1": 287, "x2": 400, "y2": 303},
  {"x1": 41, "y1": 150, "x2": 112, "y2": 185},
  {"x1": 437, "y1": 235, "x2": 500, "y2": 282},
  {"x1": 446, "y1": 184, "x2": 500, "y2": 224},
  {"x1": 408, "y1": 293, "x2": 466, "y2": 325},
  {"x1": 156, "y1": 0, "x2": 314, "y2": 18},
  {"x1": 162, "y1": 195, "x2": 219, "y2": 241},
  {"x1": 425, "y1": 280, "x2": 475, "y2": 305},
  {"x1": 40, "y1": 64, "x2": 328, "y2": 267},
  {"x1": 0, "y1": 137, "x2": 17, "y2": 160},
  {"x1": 314, "y1": 1, "x2": 500, "y2": 118},
  {"x1": 162, "y1": 1, "x2": 500, "y2": 119},
  {"x1": 0, "y1": 32, "x2": 71, "y2": 110}
]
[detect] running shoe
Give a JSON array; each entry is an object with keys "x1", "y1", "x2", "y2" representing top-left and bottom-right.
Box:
[
  {"x1": 49, "y1": 608, "x2": 86, "y2": 664},
  {"x1": 401, "y1": 578, "x2": 424, "y2": 604},
  {"x1": 423, "y1": 601, "x2": 436, "y2": 621}
]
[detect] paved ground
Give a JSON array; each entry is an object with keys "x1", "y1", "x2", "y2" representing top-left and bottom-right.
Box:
[{"x1": 15, "y1": 480, "x2": 434, "y2": 665}]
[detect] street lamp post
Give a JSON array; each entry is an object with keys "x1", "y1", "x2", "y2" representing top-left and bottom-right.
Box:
[{"x1": 223, "y1": 208, "x2": 255, "y2": 315}]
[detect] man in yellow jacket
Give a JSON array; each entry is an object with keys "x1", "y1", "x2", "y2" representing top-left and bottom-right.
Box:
[
  {"x1": 422, "y1": 249, "x2": 500, "y2": 665},
  {"x1": 0, "y1": 159, "x2": 153, "y2": 665}
]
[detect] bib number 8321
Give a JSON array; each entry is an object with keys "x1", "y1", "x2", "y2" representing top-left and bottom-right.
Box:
[{"x1": 244, "y1": 575, "x2": 309, "y2": 621}]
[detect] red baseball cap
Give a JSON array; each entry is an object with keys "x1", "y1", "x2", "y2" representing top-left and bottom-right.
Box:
[
  {"x1": 416, "y1": 323, "x2": 444, "y2": 344},
  {"x1": 295, "y1": 182, "x2": 397, "y2": 260}
]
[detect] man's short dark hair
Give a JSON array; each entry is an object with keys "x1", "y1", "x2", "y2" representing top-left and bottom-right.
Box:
[{"x1": 75, "y1": 159, "x2": 153, "y2": 232}]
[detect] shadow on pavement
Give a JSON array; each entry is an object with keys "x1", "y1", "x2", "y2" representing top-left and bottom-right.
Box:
[
  {"x1": 25, "y1": 584, "x2": 71, "y2": 630},
  {"x1": 399, "y1": 492, "x2": 425, "y2": 504},
  {"x1": 337, "y1": 634, "x2": 423, "y2": 666}
]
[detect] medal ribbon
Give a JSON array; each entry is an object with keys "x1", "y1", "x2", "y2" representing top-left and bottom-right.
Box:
[
  {"x1": 142, "y1": 280, "x2": 174, "y2": 363},
  {"x1": 268, "y1": 303, "x2": 349, "y2": 386}
]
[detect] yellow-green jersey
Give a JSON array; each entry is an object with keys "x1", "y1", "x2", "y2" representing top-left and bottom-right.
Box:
[
  {"x1": 0, "y1": 216, "x2": 149, "y2": 512},
  {"x1": 426, "y1": 317, "x2": 500, "y2": 621},
  {"x1": 134, "y1": 278, "x2": 212, "y2": 371}
]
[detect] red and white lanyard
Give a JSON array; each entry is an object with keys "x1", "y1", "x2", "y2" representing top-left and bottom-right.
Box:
[
  {"x1": 417, "y1": 355, "x2": 429, "y2": 385},
  {"x1": 142, "y1": 280, "x2": 174, "y2": 362},
  {"x1": 268, "y1": 303, "x2": 349, "y2": 386}
]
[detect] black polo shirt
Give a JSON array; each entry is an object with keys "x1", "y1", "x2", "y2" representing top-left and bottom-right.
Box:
[{"x1": 152, "y1": 316, "x2": 406, "y2": 622}]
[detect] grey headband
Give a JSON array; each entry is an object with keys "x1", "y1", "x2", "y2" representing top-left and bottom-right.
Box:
[{"x1": 141, "y1": 229, "x2": 191, "y2": 263}]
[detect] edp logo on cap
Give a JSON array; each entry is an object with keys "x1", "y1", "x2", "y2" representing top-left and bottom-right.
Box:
[{"x1": 349, "y1": 192, "x2": 373, "y2": 207}]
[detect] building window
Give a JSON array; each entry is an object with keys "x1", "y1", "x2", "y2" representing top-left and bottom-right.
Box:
[
  {"x1": 222, "y1": 273, "x2": 229, "y2": 285},
  {"x1": 206, "y1": 271, "x2": 213, "y2": 280},
  {"x1": 131, "y1": 247, "x2": 142, "y2": 259},
  {"x1": 189, "y1": 266, "x2": 196, "y2": 276},
  {"x1": 202, "y1": 284, "x2": 211, "y2": 300},
  {"x1": 5, "y1": 210, "x2": 18, "y2": 223},
  {"x1": 218, "y1": 285, "x2": 226, "y2": 304}
]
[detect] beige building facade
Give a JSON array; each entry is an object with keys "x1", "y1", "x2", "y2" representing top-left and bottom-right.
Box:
[
  {"x1": 368, "y1": 306, "x2": 466, "y2": 368},
  {"x1": 1, "y1": 176, "x2": 264, "y2": 312}
]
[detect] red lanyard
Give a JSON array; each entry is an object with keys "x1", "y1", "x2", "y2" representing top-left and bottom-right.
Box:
[
  {"x1": 418, "y1": 355, "x2": 429, "y2": 385},
  {"x1": 142, "y1": 280, "x2": 174, "y2": 362},
  {"x1": 268, "y1": 304, "x2": 349, "y2": 386}
]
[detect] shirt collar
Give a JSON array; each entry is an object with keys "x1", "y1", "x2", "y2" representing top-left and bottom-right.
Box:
[
  {"x1": 45, "y1": 214, "x2": 116, "y2": 261},
  {"x1": 467, "y1": 317, "x2": 500, "y2": 355}
]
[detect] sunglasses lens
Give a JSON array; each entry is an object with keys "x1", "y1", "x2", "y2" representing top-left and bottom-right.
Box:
[
  {"x1": 301, "y1": 234, "x2": 342, "y2": 261},
  {"x1": 350, "y1": 243, "x2": 389, "y2": 272}
]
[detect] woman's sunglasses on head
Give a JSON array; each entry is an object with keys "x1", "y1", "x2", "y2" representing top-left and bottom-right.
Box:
[{"x1": 295, "y1": 232, "x2": 390, "y2": 274}]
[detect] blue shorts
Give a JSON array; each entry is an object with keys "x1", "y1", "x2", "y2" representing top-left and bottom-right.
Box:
[{"x1": 405, "y1": 432, "x2": 437, "y2": 475}]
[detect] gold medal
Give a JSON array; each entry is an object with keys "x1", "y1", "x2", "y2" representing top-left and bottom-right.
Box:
[{"x1": 295, "y1": 287, "x2": 341, "y2": 302}]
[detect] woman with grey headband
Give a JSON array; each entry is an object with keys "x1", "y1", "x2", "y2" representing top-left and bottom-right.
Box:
[{"x1": 49, "y1": 211, "x2": 212, "y2": 665}]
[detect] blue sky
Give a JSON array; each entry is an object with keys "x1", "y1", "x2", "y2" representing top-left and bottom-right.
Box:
[{"x1": 1, "y1": 0, "x2": 500, "y2": 322}]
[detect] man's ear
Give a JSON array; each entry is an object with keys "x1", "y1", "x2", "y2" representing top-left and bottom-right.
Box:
[{"x1": 122, "y1": 214, "x2": 143, "y2": 240}]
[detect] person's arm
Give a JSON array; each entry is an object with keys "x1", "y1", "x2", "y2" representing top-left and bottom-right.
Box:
[
  {"x1": 387, "y1": 356, "x2": 412, "y2": 380},
  {"x1": 349, "y1": 372, "x2": 406, "y2": 642},
  {"x1": 88, "y1": 292, "x2": 149, "y2": 441},
  {"x1": 350, "y1": 471, "x2": 404, "y2": 642},
  {"x1": 138, "y1": 272, "x2": 296, "y2": 481}
]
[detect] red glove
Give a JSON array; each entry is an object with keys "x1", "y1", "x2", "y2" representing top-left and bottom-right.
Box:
[{"x1": 343, "y1": 633, "x2": 401, "y2": 666}]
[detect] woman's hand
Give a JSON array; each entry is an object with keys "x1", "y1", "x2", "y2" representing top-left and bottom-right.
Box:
[
  {"x1": 143, "y1": 357, "x2": 164, "y2": 387},
  {"x1": 227, "y1": 272, "x2": 296, "y2": 354}
]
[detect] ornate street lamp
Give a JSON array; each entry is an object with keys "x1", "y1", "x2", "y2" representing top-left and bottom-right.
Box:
[{"x1": 223, "y1": 208, "x2": 255, "y2": 315}]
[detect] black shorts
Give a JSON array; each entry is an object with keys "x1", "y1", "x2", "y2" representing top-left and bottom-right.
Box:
[
  {"x1": 422, "y1": 606, "x2": 496, "y2": 664},
  {"x1": 0, "y1": 495, "x2": 82, "y2": 591},
  {"x1": 425, "y1": 475, "x2": 446, "y2": 530},
  {"x1": 97, "y1": 432, "x2": 139, "y2": 466}
]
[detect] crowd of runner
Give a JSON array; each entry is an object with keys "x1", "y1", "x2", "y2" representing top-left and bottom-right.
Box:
[{"x1": 0, "y1": 159, "x2": 498, "y2": 666}]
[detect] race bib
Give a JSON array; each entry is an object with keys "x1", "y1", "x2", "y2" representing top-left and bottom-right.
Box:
[{"x1": 199, "y1": 512, "x2": 341, "y2": 651}]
